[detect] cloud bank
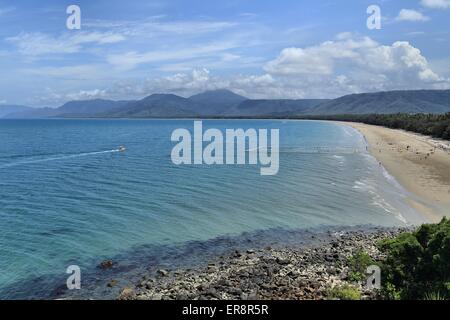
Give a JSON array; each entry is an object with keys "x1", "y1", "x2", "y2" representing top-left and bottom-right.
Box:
[{"x1": 39, "y1": 34, "x2": 449, "y2": 105}]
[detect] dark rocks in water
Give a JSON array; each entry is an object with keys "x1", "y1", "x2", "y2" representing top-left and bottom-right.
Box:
[
  {"x1": 123, "y1": 228, "x2": 407, "y2": 301},
  {"x1": 98, "y1": 260, "x2": 114, "y2": 270},
  {"x1": 118, "y1": 287, "x2": 136, "y2": 300},
  {"x1": 107, "y1": 279, "x2": 118, "y2": 288},
  {"x1": 157, "y1": 269, "x2": 169, "y2": 277}
]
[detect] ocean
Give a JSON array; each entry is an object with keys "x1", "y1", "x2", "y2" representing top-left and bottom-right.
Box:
[{"x1": 0, "y1": 119, "x2": 425, "y2": 299}]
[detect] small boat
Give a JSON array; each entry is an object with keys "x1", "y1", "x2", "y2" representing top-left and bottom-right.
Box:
[{"x1": 118, "y1": 146, "x2": 126, "y2": 152}]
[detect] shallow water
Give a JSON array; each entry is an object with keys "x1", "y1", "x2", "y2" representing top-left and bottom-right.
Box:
[{"x1": 0, "y1": 119, "x2": 425, "y2": 298}]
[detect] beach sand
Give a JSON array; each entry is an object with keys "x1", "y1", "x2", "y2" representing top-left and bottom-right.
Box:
[{"x1": 341, "y1": 122, "x2": 450, "y2": 223}]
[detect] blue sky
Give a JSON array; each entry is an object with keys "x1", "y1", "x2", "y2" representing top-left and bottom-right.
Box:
[{"x1": 0, "y1": 0, "x2": 449, "y2": 106}]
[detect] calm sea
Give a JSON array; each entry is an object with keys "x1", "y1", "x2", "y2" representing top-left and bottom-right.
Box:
[{"x1": 0, "y1": 119, "x2": 425, "y2": 298}]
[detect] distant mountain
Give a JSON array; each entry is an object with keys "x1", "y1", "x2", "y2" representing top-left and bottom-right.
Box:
[
  {"x1": 0, "y1": 105, "x2": 33, "y2": 118},
  {"x1": 188, "y1": 89, "x2": 248, "y2": 116},
  {"x1": 103, "y1": 90, "x2": 326, "y2": 118},
  {"x1": 4, "y1": 99, "x2": 130, "y2": 118},
  {"x1": 229, "y1": 99, "x2": 328, "y2": 117},
  {"x1": 105, "y1": 94, "x2": 198, "y2": 118},
  {"x1": 4, "y1": 107, "x2": 59, "y2": 119},
  {"x1": 56, "y1": 99, "x2": 130, "y2": 117},
  {"x1": 309, "y1": 90, "x2": 450, "y2": 115},
  {"x1": 4, "y1": 89, "x2": 450, "y2": 119}
]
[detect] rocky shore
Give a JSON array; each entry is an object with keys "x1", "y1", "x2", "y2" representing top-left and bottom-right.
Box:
[{"x1": 115, "y1": 227, "x2": 411, "y2": 300}]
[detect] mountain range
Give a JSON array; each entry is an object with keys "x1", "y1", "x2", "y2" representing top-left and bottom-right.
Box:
[
  {"x1": 311, "y1": 90, "x2": 450, "y2": 115},
  {"x1": 0, "y1": 105, "x2": 33, "y2": 118},
  {"x1": 1, "y1": 89, "x2": 449, "y2": 119}
]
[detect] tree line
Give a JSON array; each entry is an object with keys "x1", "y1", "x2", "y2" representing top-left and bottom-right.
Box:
[{"x1": 297, "y1": 113, "x2": 450, "y2": 140}]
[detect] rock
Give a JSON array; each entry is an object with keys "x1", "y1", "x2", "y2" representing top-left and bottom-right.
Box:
[
  {"x1": 228, "y1": 287, "x2": 242, "y2": 295},
  {"x1": 122, "y1": 228, "x2": 406, "y2": 301},
  {"x1": 207, "y1": 265, "x2": 218, "y2": 273},
  {"x1": 118, "y1": 287, "x2": 136, "y2": 300},
  {"x1": 151, "y1": 293, "x2": 162, "y2": 300},
  {"x1": 176, "y1": 293, "x2": 188, "y2": 300},
  {"x1": 98, "y1": 260, "x2": 114, "y2": 270},
  {"x1": 157, "y1": 269, "x2": 169, "y2": 277},
  {"x1": 205, "y1": 288, "x2": 221, "y2": 299},
  {"x1": 107, "y1": 279, "x2": 118, "y2": 287},
  {"x1": 247, "y1": 291, "x2": 258, "y2": 300},
  {"x1": 304, "y1": 287, "x2": 313, "y2": 293},
  {"x1": 276, "y1": 257, "x2": 290, "y2": 265}
]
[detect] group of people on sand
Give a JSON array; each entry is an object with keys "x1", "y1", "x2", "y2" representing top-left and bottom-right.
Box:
[{"x1": 375, "y1": 140, "x2": 438, "y2": 162}]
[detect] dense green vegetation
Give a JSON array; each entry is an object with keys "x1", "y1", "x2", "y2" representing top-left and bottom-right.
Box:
[
  {"x1": 378, "y1": 218, "x2": 450, "y2": 300},
  {"x1": 328, "y1": 284, "x2": 361, "y2": 300},
  {"x1": 299, "y1": 113, "x2": 450, "y2": 140},
  {"x1": 347, "y1": 250, "x2": 377, "y2": 282}
]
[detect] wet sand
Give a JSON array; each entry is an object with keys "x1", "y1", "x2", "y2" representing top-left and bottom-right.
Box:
[{"x1": 341, "y1": 122, "x2": 450, "y2": 222}]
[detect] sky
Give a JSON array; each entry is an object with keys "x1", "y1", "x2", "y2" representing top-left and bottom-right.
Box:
[{"x1": 0, "y1": 0, "x2": 449, "y2": 107}]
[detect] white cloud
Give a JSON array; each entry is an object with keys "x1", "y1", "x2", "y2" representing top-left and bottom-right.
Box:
[
  {"x1": 396, "y1": 9, "x2": 430, "y2": 22},
  {"x1": 65, "y1": 89, "x2": 107, "y2": 101},
  {"x1": 21, "y1": 33, "x2": 450, "y2": 105},
  {"x1": 421, "y1": 0, "x2": 450, "y2": 9},
  {"x1": 264, "y1": 35, "x2": 377, "y2": 76},
  {"x1": 261, "y1": 34, "x2": 448, "y2": 97},
  {"x1": 107, "y1": 41, "x2": 242, "y2": 70},
  {"x1": 84, "y1": 18, "x2": 237, "y2": 37},
  {"x1": 20, "y1": 65, "x2": 105, "y2": 79},
  {"x1": 103, "y1": 69, "x2": 282, "y2": 99},
  {"x1": 40, "y1": 33, "x2": 450, "y2": 104},
  {"x1": 34, "y1": 88, "x2": 108, "y2": 105},
  {"x1": 6, "y1": 31, "x2": 125, "y2": 56}
]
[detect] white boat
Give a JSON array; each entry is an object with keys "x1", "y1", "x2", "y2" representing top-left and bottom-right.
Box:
[{"x1": 118, "y1": 146, "x2": 126, "y2": 152}]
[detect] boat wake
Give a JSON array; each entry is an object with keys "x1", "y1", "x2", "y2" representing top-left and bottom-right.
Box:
[{"x1": 0, "y1": 149, "x2": 121, "y2": 169}]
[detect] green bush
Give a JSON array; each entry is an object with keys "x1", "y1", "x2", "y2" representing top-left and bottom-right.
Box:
[
  {"x1": 378, "y1": 218, "x2": 450, "y2": 300},
  {"x1": 347, "y1": 250, "x2": 377, "y2": 282},
  {"x1": 423, "y1": 291, "x2": 446, "y2": 301},
  {"x1": 328, "y1": 284, "x2": 361, "y2": 300}
]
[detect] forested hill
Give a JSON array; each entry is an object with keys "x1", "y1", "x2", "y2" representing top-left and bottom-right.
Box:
[
  {"x1": 309, "y1": 90, "x2": 450, "y2": 115},
  {"x1": 299, "y1": 113, "x2": 450, "y2": 140}
]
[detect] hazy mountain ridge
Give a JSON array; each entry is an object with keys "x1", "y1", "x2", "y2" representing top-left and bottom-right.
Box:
[
  {"x1": 2, "y1": 89, "x2": 450, "y2": 119},
  {"x1": 229, "y1": 99, "x2": 328, "y2": 116},
  {"x1": 104, "y1": 94, "x2": 198, "y2": 118},
  {"x1": 0, "y1": 105, "x2": 33, "y2": 118},
  {"x1": 189, "y1": 89, "x2": 248, "y2": 116},
  {"x1": 309, "y1": 90, "x2": 450, "y2": 115},
  {"x1": 57, "y1": 99, "x2": 130, "y2": 117},
  {"x1": 3, "y1": 99, "x2": 133, "y2": 119}
]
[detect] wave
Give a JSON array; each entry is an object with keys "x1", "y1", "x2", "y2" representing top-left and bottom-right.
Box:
[{"x1": 0, "y1": 149, "x2": 121, "y2": 169}]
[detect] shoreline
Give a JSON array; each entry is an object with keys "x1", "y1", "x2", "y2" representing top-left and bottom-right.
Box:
[
  {"x1": 339, "y1": 122, "x2": 450, "y2": 222},
  {"x1": 116, "y1": 227, "x2": 411, "y2": 300},
  {"x1": 54, "y1": 225, "x2": 401, "y2": 300}
]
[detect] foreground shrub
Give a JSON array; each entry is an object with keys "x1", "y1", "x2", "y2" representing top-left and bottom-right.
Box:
[
  {"x1": 347, "y1": 250, "x2": 377, "y2": 282},
  {"x1": 328, "y1": 284, "x2": 361, "y2": 300},
  {"x1": 378, "y1": 218, "x2": 450, "y2": 300}
]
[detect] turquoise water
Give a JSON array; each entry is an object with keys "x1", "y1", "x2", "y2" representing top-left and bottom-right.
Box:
[{"x1": 0, "y1": 119, "x2": 425, "y2": 298}]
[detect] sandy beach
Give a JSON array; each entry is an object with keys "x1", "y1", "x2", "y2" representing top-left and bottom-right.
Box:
[{"x1": 342, "y1": 122, "x2": 450, "y2": 222}]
